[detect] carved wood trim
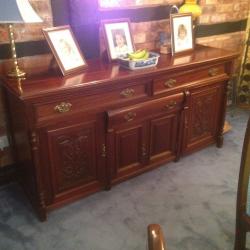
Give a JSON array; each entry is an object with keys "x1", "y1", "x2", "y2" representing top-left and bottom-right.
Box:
[{"x1": 30, "y1": 131, "x2": 47, "y2": 221}]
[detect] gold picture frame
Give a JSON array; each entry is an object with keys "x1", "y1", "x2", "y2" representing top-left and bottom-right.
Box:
[
  {"x1": 170, "y1": 13, "x2": 194, "y2": 55},
  {"x1": 43, "y1": 25, "x2": 88, "y2": 76},
  {"x1": 102, "y1": 19, "x2": 135, "y2": 61}
]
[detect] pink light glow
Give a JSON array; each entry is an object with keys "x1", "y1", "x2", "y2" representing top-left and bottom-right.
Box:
[{"x1": 99, "y1": 0, "x2": 121, "y2": 8}]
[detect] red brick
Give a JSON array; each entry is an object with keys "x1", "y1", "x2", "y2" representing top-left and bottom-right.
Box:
[{"x1": 202, "y1": 5, "x2": 217, "y2": 14}]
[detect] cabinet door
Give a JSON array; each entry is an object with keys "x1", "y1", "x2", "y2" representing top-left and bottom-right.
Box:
[
  {"x1": 183, "y1": 84, "x2": 223, "y2": 154},
  {"x1": 107, "y1": 122, "x2": 149, "y2": 185},
  {"x1": 150, "y1": 113, "x2": 179, "y2": 163},
  {"x1": 41, "y1": 119, "x2": 105, "y2": 205},
  {"x1": 106, "y1": 93, "x2": 184, "y2": 185}
]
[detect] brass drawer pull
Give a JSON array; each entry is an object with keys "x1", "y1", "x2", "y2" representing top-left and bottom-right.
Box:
[
  {"x1": 165, "y1": 101, "x2": 177, "y2": 110},
  {"x1": 142, "y1": 144, "x2": 147, "y2": 157},
  {"x1": 120, "y1": 88, "x2": 135, "y2": 98},
  {"x1": 164, "y1": 79, "x2": 177, "y2": 88},
  {"x1": 208, "y1": 68, "x2": 219, "y2": 77},
  {"x1": 54, "y1": 102, "x2": 72, "y2": 113},
  {"x1": 124, "y1": 112, "x2": 136, "y2": 122},
  {"x1": 101, "y1": 144, "x2": 106, "y2": 158}
]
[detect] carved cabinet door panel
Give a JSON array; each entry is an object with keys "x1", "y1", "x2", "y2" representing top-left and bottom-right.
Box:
[
  {"x1": 41, "y1": 119, "x2": 105, "y2": 205},
  {"x1": 150, "y1": 113, "x2": 180, "y2": 163},
  {"x1": 107, "y1": 122, "x2": 149, "y2": 185},
  {"x1": 183, "y1": 83, "x2": 224, "y2": 154}
]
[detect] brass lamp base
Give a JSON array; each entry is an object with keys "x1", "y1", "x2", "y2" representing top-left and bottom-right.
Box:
[
  {"x1": 7, "y1": 68, "x2": 26, "y2": 78},
  {"x1": 7, "y1": 24, "x2": 26, "y2": 79}
]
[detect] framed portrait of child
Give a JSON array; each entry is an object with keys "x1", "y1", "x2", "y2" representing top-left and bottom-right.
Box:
[
  {"x1": 170, "y1": 13, "x2": 194, "y2": 55},
  {"x1": 43, "y1": 25, "x2": 88, "y2": 76},
  {"x1": 102, "y1": 19, "x2": 135, "y2": 61}
]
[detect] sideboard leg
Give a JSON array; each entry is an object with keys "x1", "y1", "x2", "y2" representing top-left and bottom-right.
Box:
[
  {"x1": 37, "y1": 208, "x2": 47, "y2": 222},
  {"x1": 174, "y1": 156, "x2": 180, "y2": 162},
  {"x1": 37, "y1": 191, "x2": 47, "y2": 222},
  {"x1": 105, "y1": 186, "x2": 111, "y2": 191},
  {"x1": 217, "y1": 135, "x2": 224, "y2": 148}
]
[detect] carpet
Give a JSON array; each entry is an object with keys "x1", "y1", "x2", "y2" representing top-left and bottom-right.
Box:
[{"x1": 0, "y1": 108, "x2": 249, "y2": 250}]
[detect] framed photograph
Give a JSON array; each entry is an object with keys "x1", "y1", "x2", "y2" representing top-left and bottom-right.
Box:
[
  {"x1": 102, "y1": 19, "x2": 135, "y2": 61},
  {"x1": 43, "y1": 25, "x2": 87, "y2": 76},
  {"x1": 170, "y1": 13, "x2": 194, "y2": 55}
]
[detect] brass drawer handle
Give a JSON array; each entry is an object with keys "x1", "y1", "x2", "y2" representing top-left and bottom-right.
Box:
[
  {"x1": 101, "y1": 144, "x2": 106, "y2": 158},
  {"x1": 124, "y1": 112, "x2": 136, "y2": 122},
  {"x1": 120, "y1": 88, "x2": 135, "y2": 98},
  {"x1": 165, "y1": 101, "x2": 177, "y2": 110},
  {"x1": 142, "y1": 144, "x2": 147, "y2": 157},
  {"x1": 54, "y1": 102, "x2": 72, "y2": 113},
  {"x1": 164, "y1": 79, "x2": 177, "y2": 88},
  {"x1": 208, "y1": 68, "x2": 219, "y2": 77}
]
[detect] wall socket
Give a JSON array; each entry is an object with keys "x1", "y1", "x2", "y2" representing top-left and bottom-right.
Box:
[{"x1": 0, "y1": 136, "x2": 9, "y2": 150}]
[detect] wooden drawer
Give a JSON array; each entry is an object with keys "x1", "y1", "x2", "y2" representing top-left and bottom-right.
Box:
[
  {"x1": 107, "y1": 93, "x2": 184, "y2": 128},
  {"x1": 153, "y1": 64, "x2": 225, "y2": 95},
  {"x1": 34, "y1": 83, "x2": 149, "y2": 122}
]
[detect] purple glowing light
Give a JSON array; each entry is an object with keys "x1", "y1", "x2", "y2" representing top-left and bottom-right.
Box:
[{"x1": 99, "y1": 0, "x2": 121, "y2": 8}]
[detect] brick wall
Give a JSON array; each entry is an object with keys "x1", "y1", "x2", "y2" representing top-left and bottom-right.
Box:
[
  {"x1": 197, "y1": 0, "x2": 249, "y2": 70},
  {"x1": 199, "y1": 0, "x2": 249, "y2": 24},
  {"x1": 0, "y1": 0, "x2": 249, "y2": 168},
  {"x1": 99, "y1": 19, "x2": 171, "y2": 54},
  {"x1": 99, "y1": 0, "x2": 249, "y2": 59}
]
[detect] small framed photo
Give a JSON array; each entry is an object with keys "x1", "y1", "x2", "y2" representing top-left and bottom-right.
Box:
[
  {"x1": 43, "y1": 25, "x2": 87, "y2": 76},
  {"x1": 170, "y1": 13, "x2": 194, "y2": 55},
  {"x1": 102, "y1": 19, "x2": 135, "y2": 61}
]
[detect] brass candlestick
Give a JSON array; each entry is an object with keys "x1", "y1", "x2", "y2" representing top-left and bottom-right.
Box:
[{"x1": 7, "y1": 24, "x2": 26, "y2": 78}]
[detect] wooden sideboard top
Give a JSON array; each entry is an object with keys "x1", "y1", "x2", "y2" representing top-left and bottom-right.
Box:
[{"x1": 0, "y1": 45, "x2": 238, "y2": 101}]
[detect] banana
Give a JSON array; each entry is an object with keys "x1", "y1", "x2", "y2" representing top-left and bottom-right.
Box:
[
  {"x1": 131, "y1": 50, "x2": 146, "y2": 59},
  {"x1": 142, "y1": 50, "x2": 149, "y2": 60},
  {"x1": 132, "y1": 51, "x2": 149, "y2": 61},
  {"x1": 128, "y1": 49, "x2": 148, "y2": 60}
]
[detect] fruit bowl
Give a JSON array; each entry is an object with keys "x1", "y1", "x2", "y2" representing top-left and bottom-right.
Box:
[{"x1": 118, "y1": 52, "x2": 160, "y2": 70}]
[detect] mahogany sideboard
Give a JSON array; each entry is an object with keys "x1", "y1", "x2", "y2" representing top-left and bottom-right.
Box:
[{"x1": 0, "y1": 45, "x2": 238, "y2": 221}]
